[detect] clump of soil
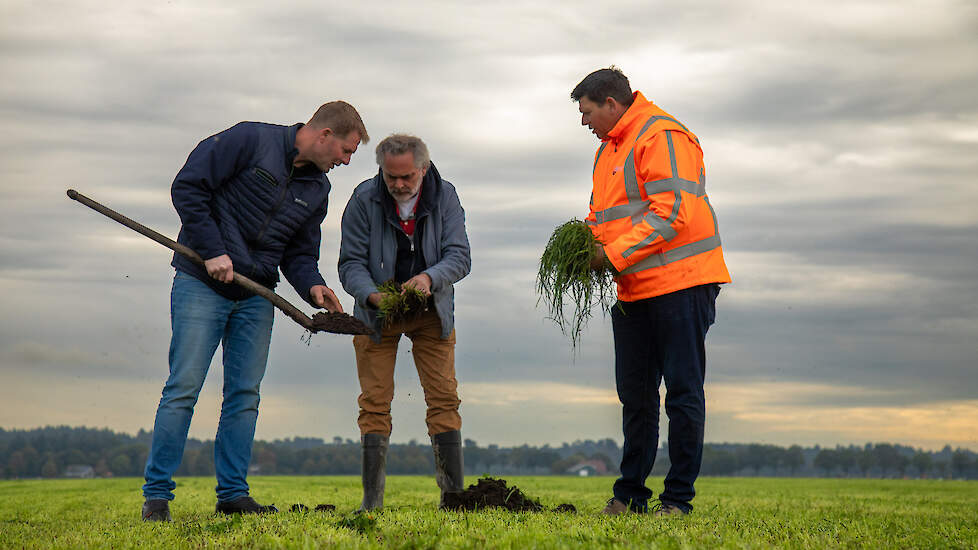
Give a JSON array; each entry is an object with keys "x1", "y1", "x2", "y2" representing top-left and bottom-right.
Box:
[
  {"x1": 441, "y1": 477, "x2": 543, "y2": 512},
  {"x1": 376, "y1": 280, "x2": 429, "y2": 326},
  {"x1": 310, "y1": 311, "x2": 373, "y2": 335},
  {"x1": 554, "y1": 503, "x2": 577, "y2": 513},
  {"x1": 314, "y1": 504, "x2": 336, "y2": 512},
  {"x1": 289, "y1": 503, "x2": 309, "y2": 512}
]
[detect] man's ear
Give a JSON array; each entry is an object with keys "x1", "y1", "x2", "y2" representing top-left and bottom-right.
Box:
[{"x1": 320, "y1": 127, "x2": 334, "y2": 141}]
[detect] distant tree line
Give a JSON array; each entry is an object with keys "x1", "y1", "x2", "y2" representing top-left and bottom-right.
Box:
[{"x1": 1, "y1": 426, "x2": 976, "y2": 480}]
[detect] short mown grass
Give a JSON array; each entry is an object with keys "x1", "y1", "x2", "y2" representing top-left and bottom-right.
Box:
[{"x1": 1, "y1": 476, "x2": 975, "y2": 549}]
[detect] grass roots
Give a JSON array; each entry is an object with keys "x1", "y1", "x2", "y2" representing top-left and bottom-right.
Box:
[{"x1": 536, "y1": 219, "x2": 616, "y2": 349}]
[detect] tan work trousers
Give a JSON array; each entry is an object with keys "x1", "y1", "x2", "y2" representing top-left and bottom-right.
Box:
[{"x1": 353, "y1": 309, "x2": 461, "y2": 436}]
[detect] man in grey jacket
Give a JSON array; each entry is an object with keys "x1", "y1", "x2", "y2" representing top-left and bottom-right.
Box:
[{"x1": 338, "y1": 134, "x2": 471, "y2": 510}]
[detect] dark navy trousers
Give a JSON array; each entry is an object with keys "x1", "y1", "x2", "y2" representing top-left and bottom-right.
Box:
[{"x1": 611, "y1": 283, "x2": 719, "y2": 512}]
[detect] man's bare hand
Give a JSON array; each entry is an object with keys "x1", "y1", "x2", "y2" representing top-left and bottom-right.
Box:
[
  {"x1": 367, "y1": 292, "x2": 383, "y2": 308},
  {"x1": 590, "y1": 244, "x2": 608, "y2": 271},
  {"x1": 204, "y1": 254, "x2": 234, "y2": 283},
  {"x1": 310, "y1": 285, "x2": 344, "y2": 314},
  {"x1": 402, "y1": 273, "x2": 433, "y2": 296}
]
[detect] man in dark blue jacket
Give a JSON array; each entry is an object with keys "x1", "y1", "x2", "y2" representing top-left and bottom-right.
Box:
[
  {"x1": 339, "y1": 134, "x2": 470, "y2": 510},
  {"x1": 141, "y1": 101, "x2": 369, "y2": 522}
]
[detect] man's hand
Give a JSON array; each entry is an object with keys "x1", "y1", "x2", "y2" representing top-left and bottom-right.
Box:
[
  {"x1": 367, "y1": 292, "x2": 383, "y2": 309},
  {"x1": 310, "y1": 285, "x2": 344, "y2": 314},
  {"x1": 204, "y1": 254, "x2": 234, "y2": 283},
  {"x1": 590, "y1": 244, "x2": 608, "y2": 271},
  {"x1": 402, "y1": 273, "x2": 433, "y2": 296}
]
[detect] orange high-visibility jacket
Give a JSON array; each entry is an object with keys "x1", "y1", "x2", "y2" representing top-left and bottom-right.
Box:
[{"x1": 587, "y1": 91, "x2": 730, "y2": 302}]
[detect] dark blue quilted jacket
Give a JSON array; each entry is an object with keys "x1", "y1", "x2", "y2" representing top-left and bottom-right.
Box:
[{"x1": 171, "y1": 121, "x2": 330, "y2": 305}]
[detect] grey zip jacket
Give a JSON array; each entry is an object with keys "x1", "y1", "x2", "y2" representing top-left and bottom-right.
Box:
[{"x1": 338, "y1": 163, "x2": 471, "y2": 342}]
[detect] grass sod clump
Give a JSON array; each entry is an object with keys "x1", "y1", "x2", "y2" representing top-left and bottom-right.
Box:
[
  {"x1": 376, "y1": 280, "x2": 428, "y2": 326},
  {"x1": 536, "y1": 219, "x2": 616, "y2": 348},
  {"x1": 2, "y1": 476, "x2": 977, "y2": 549}
]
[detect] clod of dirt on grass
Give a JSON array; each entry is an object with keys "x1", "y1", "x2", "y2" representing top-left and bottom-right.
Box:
[
  {"x1": 441, "y1": 477, "x2": 544, "y2": 512},
  {"x1": 553, "y1": 503, "x2": 577, "y2": 513},
  {"x1": 376, "y1": 280, "x2": 428, "y2": 326},
  {"x1": 289, "y1": 503, "x2": 309, "y2": 513},
  {"x1": 314, "y1": 504, "x2": 336, "y2": 513},
  {"x1": 536, "y1": 219, "x2": 616, "y2": 349}
]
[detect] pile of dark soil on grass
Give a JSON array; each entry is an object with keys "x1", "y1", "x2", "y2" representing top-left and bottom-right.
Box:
[
  {"x1": 441, "y1": 477, "x2": 542, "y2": 512},
  {"x1": 441, "y1": 477, "x2": 567, "y2": 512},
  {"x1": 309, "y1": 311, "x2": 373, "y2": 335},
  {"x1": 288, "y1": 503, "x2": 337, "y2": 513},
  {"x1": 554, "y1": 503, "x2": 577, "y2": 513}
]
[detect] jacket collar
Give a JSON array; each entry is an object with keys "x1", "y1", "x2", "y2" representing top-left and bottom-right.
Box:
[
  {"x1": 286, "y1": 123, "x2": 327, "y2": 180},
  {"x1": 605, "y1": 91, "x2": 652, "y2": 147},
  {"x1": 285, "y1": 123, "x2": 302, "y2": 168}
]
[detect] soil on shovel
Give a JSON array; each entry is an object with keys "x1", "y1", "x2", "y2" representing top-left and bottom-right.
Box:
[
  {"x1": 309, "y1": 311, "x2": 373, "y2": 335},
  {"x1": 441, "y1": 477, "x2": 544, "y2": 512}
]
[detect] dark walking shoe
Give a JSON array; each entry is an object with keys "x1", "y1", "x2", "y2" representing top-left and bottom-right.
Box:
[
  {"x1": 652, "y1": 501, "x2": 689, "y2": 517},
  {"x1": 600, "y1": 498, "x2": 630, "y2": 516},
  {"x1": 601, "y1": 497, "x2": 648, "y2": 515},
  {"x1": 141, "y1": 499, "x2": 172, "y2": 522},
  {"x1": 215, "y1": 496, "x2": 279, "y2": 515}
]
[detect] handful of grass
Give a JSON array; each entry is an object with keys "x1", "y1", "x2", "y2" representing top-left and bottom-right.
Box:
[
  {"x1": 536, "y1": 219, "x2": 617, "y2": 348},
  {"x1": 376, "y1": 280, "x2": 429, "y2": 326}
]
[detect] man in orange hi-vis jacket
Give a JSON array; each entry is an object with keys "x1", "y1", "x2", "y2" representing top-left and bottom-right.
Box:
[{"x1": 571, "y1": 67, "x2": 730, "y2": 517}]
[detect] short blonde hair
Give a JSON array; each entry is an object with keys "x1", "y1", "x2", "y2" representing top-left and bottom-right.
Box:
[{"x1": 307, "y1": 101, "x2": 370, "y2": 143}]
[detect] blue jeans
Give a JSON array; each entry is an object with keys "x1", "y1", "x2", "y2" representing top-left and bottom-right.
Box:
[
  {"x1": 611, "y1": 284, "x2": 718, "y2": 513},
  {"x1": 142, "y1": 271, "x2": 274, "y2": 502}
]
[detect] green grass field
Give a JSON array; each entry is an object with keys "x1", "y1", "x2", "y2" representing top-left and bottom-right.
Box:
[{"x1": 1, "y1": 476, "x2": 975, "y2": 549}]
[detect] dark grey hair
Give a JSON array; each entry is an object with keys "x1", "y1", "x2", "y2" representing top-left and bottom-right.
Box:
[
  {"x1": 571, "y1": 66, "x2": 633, "y2": 106},
  {"x1": 375, "y1": 134, "x2": 430, "y2": 169}
]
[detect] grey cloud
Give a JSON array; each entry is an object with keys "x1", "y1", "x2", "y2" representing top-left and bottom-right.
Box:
[{"x1": 1, "y1": 1, "x2": 976, "y2": 447}]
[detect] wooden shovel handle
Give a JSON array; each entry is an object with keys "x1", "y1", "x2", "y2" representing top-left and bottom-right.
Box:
[{"x1": 66, "y1": 189, "x2": 316, "y2": 331}]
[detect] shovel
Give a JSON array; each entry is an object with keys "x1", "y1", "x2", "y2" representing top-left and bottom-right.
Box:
[{"x1": 67, "y1": 189, "x2": 371, "y2": 335}]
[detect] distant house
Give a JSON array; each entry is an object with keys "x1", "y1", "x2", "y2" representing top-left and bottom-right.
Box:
[
  {"x1": 565, "y1": 459, "x2": 609, "y2": 477},
  {"x1": 65, "y1": 464, "x2": 95, "y2": 479}
]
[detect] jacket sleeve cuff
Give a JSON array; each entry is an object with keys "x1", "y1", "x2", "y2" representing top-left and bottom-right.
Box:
[{"x1": 605, "y1": 245, "x2": 628, "y2": 273}]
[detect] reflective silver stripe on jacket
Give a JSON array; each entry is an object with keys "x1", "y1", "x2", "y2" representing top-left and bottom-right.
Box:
[
  {"x1": 592, "y1": 142, "x2": 608, "y2": 176},
  {"x1": 622, "y1": 130, "x2": 682, "y2": 257},
  {"x1": 589, "y1": 116, "x2": 703, "y2": 226},
  {"x1": 619, "y1": 197, "x2": 722, "y2": 275}
]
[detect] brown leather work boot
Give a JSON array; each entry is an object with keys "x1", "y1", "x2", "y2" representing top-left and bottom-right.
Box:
[{"x1": 600, "y1": 498, "x2": 630, "y2": 516}]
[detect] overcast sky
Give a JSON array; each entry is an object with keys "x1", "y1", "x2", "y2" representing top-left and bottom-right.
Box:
[{"x1": 1, "y1": 1, "x2": 976, "y2": 451}]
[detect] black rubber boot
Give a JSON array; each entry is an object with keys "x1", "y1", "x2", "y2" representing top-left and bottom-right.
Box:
[
  {"x1": 431, "y1": 430, "x2": 464, "y2": 508},
  {"x1": 141, "y1": 498, "x2": 172, "y2": 522},
  {"x1": 360, "y1": 433, "x2": 389, "y2": 511},
  {"x1": 215, "y1": 496, "x2": 278, "y2": 515}
]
